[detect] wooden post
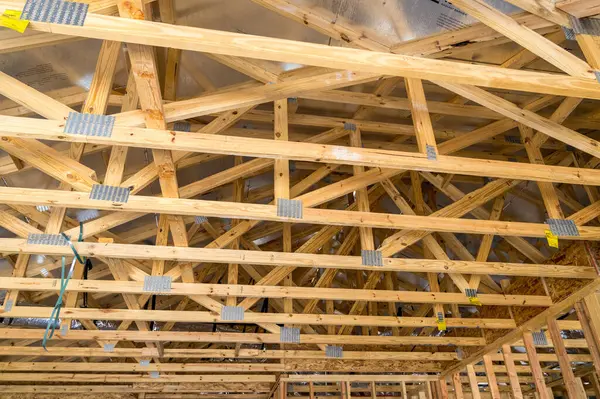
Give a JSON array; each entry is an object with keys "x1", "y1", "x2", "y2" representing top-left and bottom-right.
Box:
[
  {"x1": 575, "y1": 301, "x2": 600, "y2": 376},
  {"x1": 345, "y1": 381, "x2": 351, "y2": 399},
  {"x1": 575, "y1": 377, "x2": 587, "y2": 398},
  {"x1": 279, "y1": 381, "x2": 286, "y2": 399},
  {"x1": 401, "y1": 382, "x2": 408, "y2": 399},
  {"x1": 452, "y1": 372, "x2": 464, "y2": 399},
  {"x1": 501, "y1": 344, "x2": 523, "y2": 399},
  {"x1": 523, "y1": 331, "x2": 550, "y2": 399},
  {"x1": 426, "y1": 380, "x2": 434, "y2": 399},
  {"x1": 466, "y1": 364, "x2": 482, "y2": 399},
  {"x1": 584, "y1": 293, "x2": 600, "y2": 345},
  {"x1": 546, "y1": 317, "x2": 580, "y2": 399},
  {"x1": 371, "y1": 382, "x2": 376, "y2": 399},
  {"x1": 309, "y1": 382, "x2": 315, "y2": 399},
  {"x1": 438, "y1": 378, "x2": 449, "y2": 399},
  {"x1": 483, "y1": 354, "x2": 501, "y2": 399}
]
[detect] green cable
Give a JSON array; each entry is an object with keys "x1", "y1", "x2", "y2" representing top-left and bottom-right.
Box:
[{"x1": 42, "y1": 222, "x2": 85, "y2": 350}]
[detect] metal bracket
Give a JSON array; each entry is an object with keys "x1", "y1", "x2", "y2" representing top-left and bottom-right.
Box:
[
  {"x1": 59, "y1": 324, "x2": 69, "y2": 336},
  {"x1": 194, "y1": 215, "x2": 208, "y2": 224},
  {"x1": 64, "y1": 112, "x2": 115, "y2": 136},
  {"x1": 595, "y1": 71, "x2": 600, "y2": 85},
  {"x1": 280, "y1": 327, "x2": 301, "y2": 343},
  {"x1": 343, "y1": 122, "x2": 357, "y2": 131},
  {"x1": 426, "y1": 145, "x2": 437, "y2": 161},
  {"x1": 89, "y1": 184, "x2": 130, "y2": 203},
  {"x1": 4, "y1": 299, "x2": 13, "y2": 312},
  {"x1": 103, "y1": 343, "x2": 115, "y2": 352},
  {"x1": 532, "y1": 330, "x2": 547, "y2": 346},
  {"x1": 361, "y1": 250, "x2": 383, "y2": 266},
  {"x1": 139, "y1": 359, "x2": 150, "y2": 366},
  {"x1": 149, "y1": 371, "x2": 160, "y2": 379},
  {"x1": 173, "y1": 121, "x2": 191, "y2": 132},
  {"x1": 465, "y1": 288, "x2": 477, "y2": 298},
  {"x1": 325, "y1": 345, "x2": 343, "y2": 358},
  {"x1": 21, "y1": 0, "x2": 89, "y2": 26},
  {"x1": 562, "y1": 26, "x2": 576, "y2": 41},
  {"x1": 27, "y1": 233, "x2": 69, "y2": 246},
  {"x1": 143, "y1": 276, "x2": 172, "y2": 293},
  {"x1": 35, "y1": 205, "x2": 50, "y2": 212},
  {"x1": 277, "y1": 198, "x2": 303, "y2": 219},
  {"x1": 571, "y1": 16, "x2": 600, "y2": 36},
  {"x1": 546, "y1": 219, "x2": 579, "y2": 237},
  {"x1": 221, "y1": 306, "x2": 244, "y2": 321}
]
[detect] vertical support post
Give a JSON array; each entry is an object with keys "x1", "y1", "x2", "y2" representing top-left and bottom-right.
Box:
[
  {"x1": 466, "y1": 364, "x2": 482, "y2": 399},
  {"x1": 371, "y1": 382, "x2": 376, "y2": 399},
  {"x1": 452, "y1": 373, "x2": 464, "y2": 399},
  {"x1": 502, "y1": 344, "x2": 524, "y2": 399},
  {"x1": 309, "y1": 382, "x2": 315, "y2": 399},
  {"x1": 523, "y1": 331, "x2": 550, "y2": 399},
  {"x1": 483, "y1": 354, "x2": 501, "y2": 399},
  {"x1": 575, "y1": 301, "x2": 600, "y2": 376},
  {"x1": 546, "y1": 317, "x2": 580, "y2": 399},
  {"x1": 438, "y1": 378, "x2": 449, "y2": 399}
]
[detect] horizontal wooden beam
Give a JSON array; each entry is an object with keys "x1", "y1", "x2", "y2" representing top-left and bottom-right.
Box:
[
  {"x1": 2, "y1": 187, "x2": 600, "y2": 240},
  {"x1": 6, "y1": 116, "x2": 600, "y2": 186},
  {"x1": 0, "y1": 373, "x2": 275, "y2": 383},
  {"x1": 283, "y1": 375, "x2": 437, "y2": 382},
  {"x1": 0, "y1": 277, "x2": 550, "y2": 308},
  {"x1": 0, "y1": 306, "x2": 532, "y2": 327},
  {"x1": 1, "y1": 0, "x2": 599, "y2": 98},
  {"x1": 0, "y1": 328, "x2": 487, "y2": 346},
  {"x1": 0, "y1": 239, "x2": 593, "y2": 279},
  {"x1": 0, "y1": 346, "x2": 459, "y2": 360}
]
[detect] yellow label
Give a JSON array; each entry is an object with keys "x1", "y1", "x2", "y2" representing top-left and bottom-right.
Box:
[
  {"x1": 437, "y1": 319, "x2": 447, "y2": 331},
  {"x1": 0, "y1": 10, "x2": 29, "y2": 33},
  {"x1": 545, "y1": 229, "x2": 559, "y2": 248},
  {"x1": 468, "y1": 296, "x2": 482, "y2": 306}
]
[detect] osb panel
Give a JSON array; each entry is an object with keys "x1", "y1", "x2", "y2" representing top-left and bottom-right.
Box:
[
  {"x1": 283, "y1": 359, "x2": 448, "y2": 372},
  {"x1": 543, "y1": 241, "x2": 597, "y2": 303}
]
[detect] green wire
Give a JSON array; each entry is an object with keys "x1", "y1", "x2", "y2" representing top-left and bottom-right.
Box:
[{"x1": 42, "y1": 222, "x2": 86, "y2": 351}]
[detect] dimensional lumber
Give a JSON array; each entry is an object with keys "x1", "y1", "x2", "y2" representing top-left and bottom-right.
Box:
[{"x1": 2, "y1": 0, "x2": 600, "y2": 396}]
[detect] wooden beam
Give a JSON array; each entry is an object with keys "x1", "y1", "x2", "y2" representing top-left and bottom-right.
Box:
[
  {"x1": 449, "y1": 0, "x2": 590, "y2": 77},
  {"x1": 546, "y1": 317, "x2": 581, "y2": 398},
  {"x1": 0, "y1": 328, "x2": 486, "y2": 346},
  {"x1": 2, "y1": 1, "x2": 600, "y2": 98},
  {"x1": 10, "y1": 115, "x2": 600, "y2": 187},
  {"x1": 5, "y1": 186, "x2": 600, "y2": 240},
  {"x1": 500, "y1": 0, "x2": 570, "y2": 26},
  {"x1": 556, "y1": 0, "x2": 600, "y2": 18},
  {"x1": 0, "y1": 239, "x2": 593, "y2": 279},
  {"x1": 501, "y1": 345, "x2": 523, "y2": 399},
  {"x1": 0, "y1": 306, "x2": 534, "y2": 328}
]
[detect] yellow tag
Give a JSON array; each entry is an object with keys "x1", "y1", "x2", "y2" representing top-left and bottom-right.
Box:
[
  {"x1": 468, "y1": 296, "x2": 482, "y2": 306},
  {"x1": 545, "y1": 229, "x2": 559, "y2": 248},
  {"x1": 437, "y1": 319, "x2": 447, "y2": 331},
  {"x1": 0, "y1": 10, "x2": 29, "y2": 33}
]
